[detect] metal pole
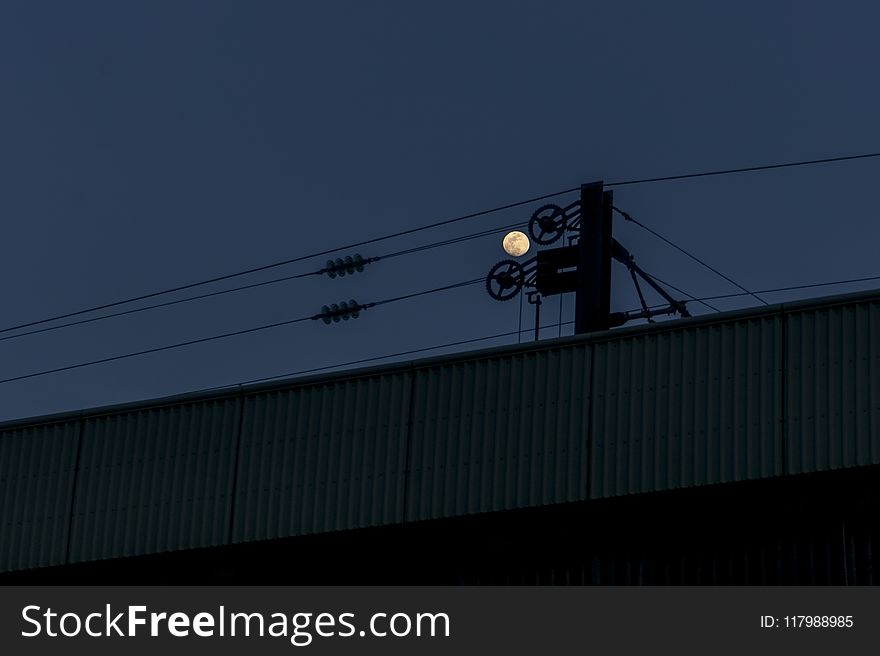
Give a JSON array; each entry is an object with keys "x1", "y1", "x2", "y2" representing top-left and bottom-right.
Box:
[
  {"x1": 575, "y1": 182, "x2": 613, "y2": 334},
  {"x1": 534, "y1": 294, "x2": 542, "y2": 341}
]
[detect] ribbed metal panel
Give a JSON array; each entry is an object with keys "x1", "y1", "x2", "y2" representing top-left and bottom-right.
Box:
[
  {"x1": 406, "y1": 346, "x2": 591, "y2": 521},
  {"x1": 68, "y1": 398, "x2": 240, "y2": 562},
  {"x1": 231, "y1": 373, "x2": 411, "y2": 542},
  {"x1": 786, "y1": 299, "x2": 880, "y2": 473},
  {"x1": 3, "y1": 289, "x2": 880, "y2": 573},
  {"x1": 590, "y1": 316, "x2": 783, "y2": 498},
  {"x1": 0, "y1": 421, "x2": 79, "y2": 572}
]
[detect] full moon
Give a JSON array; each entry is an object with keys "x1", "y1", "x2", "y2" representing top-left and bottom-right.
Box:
[{"x1": 502, "y1": 231, "x2": 530, "y2": 257}]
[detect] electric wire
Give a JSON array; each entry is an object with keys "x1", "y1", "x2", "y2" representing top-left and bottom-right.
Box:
[
  {"x1": 0, "y1": 209, "x2": 546, "y2": 336},
  {"x1": 0, "y1": 315, "x2": 313, "y2": 386},
  {"x1": 373, "y1": 277, "x2": 483, "y2": 306},
  {"x1": 0, "y1": 270, "x2": 320, "y2": 344},
  {"x1": 695, "y1": 274, "x2": 880, "y2": 303},
  {"x1": 378, "y1": 220, "x2": 526, "y2": 261},
  {"x1": 5, "y1": 269, "x2": 879, "y2": 388},
  {"x1": 203, "y1": 319, "x2": 580, "y2": 394},
  {"x1": 613, "y1": 205, "x2": 767, "y2": 305},
  {"x1": 624, "y1": 273, "x2": 880, "y2": 314},
  {"x1": 136, "y1": 268, "x2": 880, "y2": 391},
  {"x1": 208, "y1": 331, "x2": 525, "y2": 391},
  {"x1": 0, "y1": 222, "x2": 518, "y2": 344},
  {"x1": 0, "y1": 277, "x2": 485, "y2": 386},
  {"x1": 604, "y1": 151, "x2": 880, "y2": 188},
  {"x1": 3, "y1": 150, "x2": 877, "y2": 338}
]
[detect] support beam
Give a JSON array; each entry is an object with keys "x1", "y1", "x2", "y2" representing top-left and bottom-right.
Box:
[{"x1": 575, "y1": 182, "x2": 613, "y2": 333}]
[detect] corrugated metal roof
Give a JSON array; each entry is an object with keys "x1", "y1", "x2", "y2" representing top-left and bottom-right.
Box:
[
  {"x1": 406, "y1": 345, "x2": 591, "y2": 521},
  {"x1": 231, "y1": 372, "x2": 411, "y2": 542},
  {"x1": 67, "y1": 398, "x2": 240, "y2": 562},
  {"x1": 1, "y1": 288, "x2": 879, "y2": 572},
  {"x1": 786, "y1": 297, "x2": 880, "y2": 474},
  {"x1": 590, "y1": 315, "x2": 782, "y2": 497},
  {"x1": 0, "y1": 420, "x2": 79, "y2": 571}
]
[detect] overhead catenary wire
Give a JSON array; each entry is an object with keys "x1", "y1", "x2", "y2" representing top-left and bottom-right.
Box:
[
  {"x1": 613, "y1": 205, "x2": 767, "y2": 306},
  {"x1": 1, "y1": 213, "x2": 710, "y2": 344},
  {"x1": 0, "y1": 269, "x2": 319, "y2": 343},
  {"x1": 604, "y1": 151, "x2": 880, "y2": 188},
  {"x1": 372, "y1": 277, "x2": 483, "y2": 306},
  {"x1": 4, "y1": 268, "x2": 880, "y2": 389},
  {"x1": 217, "y1": 269, "x2": 880, "y2": 392},
  {"x1": 0, "y1": 221, "x2": 519, "y2": 344},
  {"x1": 197, "y1": 318, "x2": 582, "y2": 395},
  {"x1": 2, "y1": 149, "x2": 877, "y2": 338},
  {"x1": 0, "y1": 315, "x2": 312, "y2": 386},
  {"x1": 0, "y1": 203, "x2": 549, "y2": 336},
  {"x1": 695, "y1": 274, "x2": 880, "y2": 303},
  {"x1": 5, "y1": 211, "x2": 877, "y2": 347},
  {"x1": 188, "y1": 263, "x2": 867, "y2": 395},
  {"x1": 623, "y1": 273, "x2": 880, "y2": 314},
  {"x1": 0, "y1": 277, "x2": 484, "y2": 386},
  {"x1": 378, "y1": 220, "x2": 527, "y2": 261}
]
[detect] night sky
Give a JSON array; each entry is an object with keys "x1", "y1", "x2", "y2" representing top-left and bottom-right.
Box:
[{"x1": 2, "y1": 0, "x2": 879, "y2": 422}]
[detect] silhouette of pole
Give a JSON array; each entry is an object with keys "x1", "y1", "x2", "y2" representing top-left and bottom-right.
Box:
[
  {"x1": 574, "y1": 182, "x2": 613, "y2": 333},
  {"x1": 534, "y1": 294, "x2": 541, "y2": 340}
]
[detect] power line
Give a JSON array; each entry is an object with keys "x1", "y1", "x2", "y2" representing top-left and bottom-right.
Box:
[
  {"x1": 697, "y1": 274, "x2": 880, "y2": 303},
  {"x1": 6, "y1": 212, "x2": 711, "y2": 345},
  {"x1": 612, "y1": 205, "x2": 767, "y2": 305},
  {"x1": 0, "y1": 206, "x2": 552, "y2": 336},
  {"x1": 374, "y1": 278, "x2": 483, "y2": 306},
  {"x1": 206, "y1": 331, "x2": 524, "y2": 391},
  {"x1": 5, "y1": 267, "x2": 878, "y2": 389},
  {"x1": 0, "y1": 315, "x2": 313, "y2": 386},
  {"x1": 279, "y1": 271, "x2": 880, "y2": 387},
  {"x1": 623, "y1": 273, "x2": 880, "y2": 314},
  {"x1": 0, "y1": 277, "x2": 484, "y2": 386},
  {"x1": 380, "y1": 221, "x2": 526, "y2": 261},
  {"x1": 3, "y1": 148, "x2": 877, "y2": 338},
  {"x1": 0, "y1": 270, "x2": 319, "y2": 344},
  {"x1": 1, "y1": 222, "x2": 516, "y2": 344},
  {"x1": 201, "y1": 319, "x2": 581, "y2": 394},
  {"x1": 201, "y1": 269, "x2": 880, "y2": 393},
  {"x1": 605, "y1": 151, "x2": 880, "y2": 188}
]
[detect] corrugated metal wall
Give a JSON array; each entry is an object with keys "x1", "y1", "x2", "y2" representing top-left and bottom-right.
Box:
[
  {"x1": 231, "y1": 372, "x2": 411, "y2": 542},
  {"x1": 590, "y1": 315, "x2": 783, "y2": 497},
  {"x1": 786, "y1": 297, "x2": 880, "y2": 474},
  {"x1": 0, "y1": 421, "x2": 79, "y2": 572},
  {"x1": 406, "y1": 346, "x2": 591, "y2": 521},
  {"x1": 1, "y1": 290, "x2": 879, "y2": 572},
  {"x1": 67, "y1": 398, "x2": 240, "y2": 562}
]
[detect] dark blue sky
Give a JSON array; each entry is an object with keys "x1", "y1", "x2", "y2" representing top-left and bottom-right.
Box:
[{"x1": 2, "y1": 0, "x2": 879, "y2": 421}]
